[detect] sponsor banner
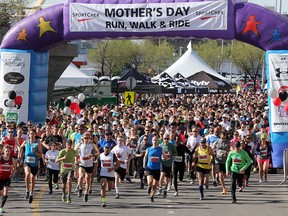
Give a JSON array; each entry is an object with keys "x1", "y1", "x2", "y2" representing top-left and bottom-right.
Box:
[
  {"x1": 0, "y1": 51, "x2": 31, "y2": 123},
  {"x1": 5, "y1": 112, "x2": 19, "y2": 123},
  {"x1": 69, "y1": 1, "x2": 227, "y2": 32},
  {"x1": 268, "y1": 53, "x2": 288, "y2": 132}
]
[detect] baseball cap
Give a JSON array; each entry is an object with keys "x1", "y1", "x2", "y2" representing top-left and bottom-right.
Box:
[
  {"x1": 204, "y1": 128, "x2": 209, "y2": 134},
  {"x1": 99, "y1": 125, "x2": 104, "y2": 130},
  {"x1": 104, "y1": 143, "x2": 111, "y2": 148},
  {"x1": 261, "y1": 133, "x2": 268, "y2": 139},
  {"x1": 105, "y1": 131, "x2": 112, "y2": 135},
  {"x1": 200, "y1": 138, "x2": 206, "y2": 143},
  {"x1": 112, "y1": 112, "x2": 118, "y2": 117}
]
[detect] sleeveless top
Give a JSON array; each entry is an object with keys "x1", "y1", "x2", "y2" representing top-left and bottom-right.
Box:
[
  {"x1": 197, "y1": 146, "x2": 211, "y2": 170},
  {"x1": 0, "y1": 156, "x2": 13, "y2": 180},
  {"x1": 24, "y1": 139, "x2": 39, "y2": 167}
]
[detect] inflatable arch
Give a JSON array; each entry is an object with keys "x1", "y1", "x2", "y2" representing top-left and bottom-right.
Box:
[{"x1": 1, "y1": 0, "x2": 288, "y2": 167}]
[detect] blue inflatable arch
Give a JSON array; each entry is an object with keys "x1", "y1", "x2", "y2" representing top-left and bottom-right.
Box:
[{"x1": 1, "y1": 0, "x2": 288, "y2": 167}]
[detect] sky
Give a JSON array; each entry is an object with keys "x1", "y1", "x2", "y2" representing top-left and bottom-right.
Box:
[{"x1": 35, "y1": 0, "x2": 288, "y2": 14}]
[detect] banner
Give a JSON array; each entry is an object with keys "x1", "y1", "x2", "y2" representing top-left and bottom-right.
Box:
[
  {"x1": 268, "y1": 53, "x2": 288, "y2": 132},
  {"x1": 69, "y1": 1, "x2": 228, "y2": 32},
  {"x1": 0, "y1": 51, "x2": 31, "y2": 123}
]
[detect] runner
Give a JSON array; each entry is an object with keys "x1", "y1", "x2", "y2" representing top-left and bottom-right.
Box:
[
  {"x1": 192, "y1": 137, "x2": 214, "y2": 200},
  {"x1": 44, "y1": 142, "x2": 60, "y2": 194},
  {"x1": 158, "y1": 133, "x2": 177, "y2": 198},
  {"x1": 226, "y1": 141, "x2": 251, "y2": 203},
  {"x1": 56, "y1": 139, "x2": 79, "y2": 203},
  {"x1": 111, "y1": 136, "x2": 132, "y2": 198},
  {"x1": 0, "y1": 146, "x2": 16, "y2": 213},
  {"x1": 74, "y1": 132, "x2": 97, "y2": 202},
  {"x1": 96, "y1": 143, "x2": 120, "y2": 208},
  {"x1": 19, "y1": 129, "x2": 42, "y2": 204},
  {"x1": 143, "y1": 135, "x2": 167, "y2": 203}
]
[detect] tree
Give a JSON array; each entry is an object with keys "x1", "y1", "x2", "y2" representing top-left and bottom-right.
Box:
[
  {"x1": 231, "y1": 41, "x2": 265, "y2": 89},
  {"x1": 0, "y1": 0, "x2": 28, "y2": 42}
]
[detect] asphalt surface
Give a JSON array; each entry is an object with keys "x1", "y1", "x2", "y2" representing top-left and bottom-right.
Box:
[{"x1": 3, "y1": 172, "x2": 288, "y2": 216}]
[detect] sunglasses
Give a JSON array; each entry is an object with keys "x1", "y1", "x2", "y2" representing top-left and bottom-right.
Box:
[
  {"x1": 163, "y1": 138, "x2": 169, "y2": 140},
  {"x1": 83, "y1": 137, "x2": 89, "y2": 139},
  {"x1": 8, "y1": 131, "x2": 13, "y2": 133}
]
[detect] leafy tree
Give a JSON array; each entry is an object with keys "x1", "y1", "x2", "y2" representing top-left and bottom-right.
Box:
[{"x1": 231, "y1": 41, "x2": 264, "y2": 89}]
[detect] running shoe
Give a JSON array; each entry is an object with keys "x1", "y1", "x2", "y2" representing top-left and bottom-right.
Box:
[
  {"x1": 84, "y1": 194, "x2": 88, "y2": 202},
  {"x1": 29, "y1": 195, "x2": 33, "y2": 204},
  {"x1": 221, "y1": 189, "x2": 227, "y2": 195},
  {"x1": 259, "y1": 180, "x2": 263, "y2": 184},
  {"x1": 101, "y1": 202, "x2": 107, "y2": 208},
  {"x1": 204, "y1": 185, "x2": 209, "y2": 190},
  {"x1": 147, "y1": 186, "x2": 152, "y2": 195},
  {"x1": 48, "y1": 191, "x2": 53, "y2": 195},
  {"x1": 54, "y1": 184, "x2": 59, "y2": 190},
  {"x1": 67, "y1": 196, "x2": 71, "y2": 203},
  {"x1": 89, "y1": 190, "x2": 92, "y2": 194},
  {"x1": 150, "y1": 196, "x2": 154, "y2": 203},
  {"x1": 213, "y1": 181, "x2": 217, "y2": 187},
  {"x1": 162, "y1": 190, "x2": 167, "y2": 198},
  {"x1": 115, "y1": 193, "x2": 120, "y2": 199},
  {"x1": 232, "y1": 200, "x2": 237, "y2": 204},
  {"x1": 190, "y1": 179, "x2": 195, "y2": 184},
  {"x1": 74, "y1": 185, "x2": 79, "y2": 192},
  {"x1": 253, "y1": 167, "x2": 257, "y2": 173},
  {"x1": 24, "y1": 191, "x2": 29, "y2": 199},
  {"x1": 78, "y1": 189, "x2": 83, "y2": 197},
  {"x1": 62, "y1": 194, "x2": 66, "y2": 202},
  {"x1": 157, "y1": 188, "x2": 162, "y2": 196},
  {"x1": 238, "y1": 187, "x2": 243, "y2": 192},
  {"x1": 199, "y1": 195, "x2": 204, "y2": 200},
  {"x1": 0, "y1": 208, "x2": 5, "y2": 213},
  {"x1": 264, "y1": 177, "x2": 268, "y2": 182},
  {"x1": 126, "y1": 177, "x2": 132, "y2": 182},
  {"x1": 173, "y1": 192, "x2": 178, "y2": 197}
]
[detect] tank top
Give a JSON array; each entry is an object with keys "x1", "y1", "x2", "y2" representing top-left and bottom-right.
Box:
[
  {"x1": 197, "y1": 146, "x2": 211, "y2": 170},
  {"x1": 99, "y1": 152, "x2": 114, "y2": 177},
  {"x1": 258, "y1": 145, "x2": 269, "y2": 160},
  {"x1": 3, "y1": 137, "x2": 17, "y2": 157},
  {"x1": 79, "y1": 143, "x2": 94, "y2": 167},
  {"x1": 24, "y1": 139, "x2": 39, "y2": 167},
  {"x1": 0, "y1": 156, "x2": 13, "y2": 180},
  {"x1": 147, "y1": 146, "x2": 162, "y2": 170}
]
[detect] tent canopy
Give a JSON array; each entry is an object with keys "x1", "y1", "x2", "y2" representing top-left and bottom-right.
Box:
[
  {"x1": 118, "y1": 68, "x2": 150, "y2": 86},
  {"x1": 186, "y1": 71, "x2": 232, "y2": 92},
  {"x1": 153, "y1": 41, "x2": 228, "y2": 81}
]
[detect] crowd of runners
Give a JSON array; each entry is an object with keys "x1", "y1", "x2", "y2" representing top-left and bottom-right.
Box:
[{"x1": 0, "y1": 89, "x2": 273, "y2": 212}]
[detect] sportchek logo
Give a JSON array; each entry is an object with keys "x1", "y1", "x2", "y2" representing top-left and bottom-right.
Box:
[
  {"x1": 196, "y1": 10, "x2": 224, "y2": 20},
  {"x1": 72, "y1": 12, "x2": 99, "y2": 22}
]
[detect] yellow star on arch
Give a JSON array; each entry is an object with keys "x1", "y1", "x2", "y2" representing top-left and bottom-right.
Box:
[
  {"x1": 36, "y1": 16, "x2": 56, "y2": 38},
  {"x1": 17, "y1": 28, "x2": 28, "y2": 44}
]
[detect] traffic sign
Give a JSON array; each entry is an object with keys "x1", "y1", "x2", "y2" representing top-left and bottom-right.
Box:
[
  {"x1": 126, "y1": 77, "x2": 137, "y2": 90},
  {"x1": 124, "y1": 91, "x2": 135, "y2": 106}
]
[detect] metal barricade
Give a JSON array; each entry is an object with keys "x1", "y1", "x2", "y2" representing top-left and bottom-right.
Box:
[{"x1": 280, "y1": 149, "x2": 288, "y2": 185}]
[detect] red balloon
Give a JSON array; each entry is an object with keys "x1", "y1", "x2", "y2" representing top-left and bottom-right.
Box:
[
  {"x1": 70, "y1": 102, "x2": 77, "y2": 110},
  {"x1": 75, "y1": 108, "x2": 81, "y2": 115},
  {"x1": 273, "y1": 97, "x2": 282, "y2": 106},
  {"x1": 285, "y1": 103, "x2": 288, "y2": 112},
  {"x1": 14, "y1": 96, "x2": 23, "y2": 105}
]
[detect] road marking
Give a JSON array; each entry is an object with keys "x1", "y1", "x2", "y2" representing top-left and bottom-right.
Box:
[
  {"x1": 166, "y1": 199, "x2": 172, "y2": 203},
  {"x1": 167, "y1": 210, "x2": 175, "y2": 214},
  {"x1": 32, "y1": 185, "x2": 48, "y2": 216}
]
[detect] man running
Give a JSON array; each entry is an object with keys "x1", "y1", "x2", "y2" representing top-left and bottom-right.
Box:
[
  {"x1": 0, "y1": 146, "x2": 16, "y2": 213},
  {"x1": 96, "y1": 143, "x2": 120, "y2": 208},
  {"x1": 19, "y1": 129, "x2": 42, "y2": 204},
  {"x1": 74, "y1": 132, "x2": 97, "y2": 202},
  {"x1": 143, "y1": 135, "x2": 167, "y2": 203},
  {"x1": 111, "y1": 136, "x2": 132, "y2": 199},
  {"x1": 56, "y1": 139, "x2": 79, "y2": 203}
]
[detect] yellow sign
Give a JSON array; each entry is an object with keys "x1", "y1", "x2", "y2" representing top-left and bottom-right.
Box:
[{"x1": 124, "y1": 91, "x2": 135, "y2": 106}]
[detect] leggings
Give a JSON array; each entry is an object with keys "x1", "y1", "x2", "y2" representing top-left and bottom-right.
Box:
[
  {"x1": 173, "y1": 162, "x2": 185, "y2": 192},
  {"x1": 47, "y1": 168, "x2": 60, "y2": 192},
  {"x1": 245, "y1": 164, "x2": 252, "y2": 183},
  {"x1": 230, "y1": 171, "x2": 244, "y2": 201}
]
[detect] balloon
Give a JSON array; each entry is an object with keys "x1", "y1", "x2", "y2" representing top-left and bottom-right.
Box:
[
  {"x1": 64, "y1": 99, "x2": 71, "y2": 107},
  {"x1": 70, "y1": 102, "x2": 77, "y2": 110},
  {"x1": 6, "y1": 99, "x2": 15, "y2": 108},
  {"x1": 74, "y1": 108, "x2": 81, "y2": 115},
  {"x1": 79, "y1": 101, "x2": 86, "y2": 109},
  {"x1": 67, "y1": 96, "x2": 74, "y2": 101},
  {"x1": 73, "y1": 99, "x2": 80, "y2": 104},
  {"x1": 8, "y1": 91, "x2": 16, "y2": 100},
  {"x1": 63, "y1": 107, "x2": 71, "y2": 115},
  {"x1": 273, "y1": 97, "x2": 282, "y2": 106},
  {"x1": 268, "y1": 88, "x2": 277, "y2": 98},
  {"x1": 78, "y1": 93, "x2": 85, "y2": 101},
  {"x1": 279, "y1": 91, "x2": 288, "y2": 101},
  {"x1": 285, "y1": 104, "x2": 288, "y2": 112},
  {"x1": 14, "y1": 96, "x2": 23, "y2": 105}
]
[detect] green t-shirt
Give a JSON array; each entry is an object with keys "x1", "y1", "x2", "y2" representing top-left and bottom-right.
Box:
[
  {"x1": 57, "y1": 149, "x2": 78, "y2": 173},
  {"x1": 226, "y1": 149, "x2": 251, "y2": 174},
  {"x1": 159, "y1": 143, "x2": 177, "y2": 167}
]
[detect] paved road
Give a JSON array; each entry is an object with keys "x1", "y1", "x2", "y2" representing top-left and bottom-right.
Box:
[{"x1": 3, "y1": 173, "x2": 288, "y2": 216}]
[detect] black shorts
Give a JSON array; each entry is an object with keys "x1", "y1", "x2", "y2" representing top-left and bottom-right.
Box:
[
  {"x1": 60, "y1": 170, "x2": 74, "y2": 184},
  {"x1": 79, "y1": 166, "x2": 94, "y2": 174},
  {"x1": 161, "y1": 165, "x2": 172, "y2": 178},
  {"x1": 196, "y1": 166, "x2": 210, "y2": 175},
  {"x1": 24, "y1": 163, "x2": 38, "y2": 176},
  {"x1": 146, "y1": 168, "x2": 160, "y2": 181},
  {"x1": 216, "y1": 163, "x2": 226, "y2": 174},
  {"x1": 115, "y1": 167, "x2": 126, "y2": 181},
  {"x1": 100, "y1": 176, "x2": 114, "y2": 182},
  {"x1": 0, "y1": 179, "x2": 11, "y2": 190}
]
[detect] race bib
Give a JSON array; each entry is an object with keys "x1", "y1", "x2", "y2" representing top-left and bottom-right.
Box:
[
  {"x1": 0, "y1": 164, "x2": 11, "y2": 172},
  {"x1": 49, "y1": 158, "x2": 56, "y2": 163},
  {"x1": 260, "y1": 150, "x2": 268, "y2": 156},
  {"x1": 63, "y1": 163, "x2": 73, "y2": 169},
  {"x1": 26, "y1": 156, "x2": 36, "y2": 163},
  {"x1": 102, "y1": 163, "x2": 111, "y2": 167},
  {"x1": 233, "y1": 158, "x2": 242, "y2": 165},
  {"x1": 199, "y1": 154, "x2": 208, "y2": 160},
  {"x1": 150, "y1": 156, "x2": 159, "y2": 162},
  {"x1": 174, "y1": 156, "x2": 183, "y2": 162},
  {"x1": 119, "y1": 160, "x2": 125, "y2": 164}
]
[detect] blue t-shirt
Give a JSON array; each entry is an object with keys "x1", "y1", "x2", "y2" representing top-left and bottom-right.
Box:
[{"x1": 146, "y1": 146, "x2": 163, "y2": 170}]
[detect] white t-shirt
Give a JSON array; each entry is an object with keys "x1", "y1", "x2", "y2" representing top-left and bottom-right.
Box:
[
  {"x1": 186, "y1": 135, "x2": 201, "y2": 151},
  {"x1": 111, "y1": 145, "x2": 131, "y2": 169},
  {"x1": 45, "y1": 150, "x2": 60, "y2": 171}
]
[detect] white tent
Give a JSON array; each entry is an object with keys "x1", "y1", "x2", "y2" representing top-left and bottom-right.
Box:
[
  {"x1": 54, "y1": 63, "x2": 97, "y2": 89},
  {"x1": 153, "y1": 41, "x2": 227, "y2": 81}
]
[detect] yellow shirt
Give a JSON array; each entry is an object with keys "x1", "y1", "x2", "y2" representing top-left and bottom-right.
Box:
[{"x1": 197, "y1": 146, "x2": 211, "y2": 170}]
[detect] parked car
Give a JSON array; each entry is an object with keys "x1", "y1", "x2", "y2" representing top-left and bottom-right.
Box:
[{"x1": 232, "y1": 75, "x2": 253, "y2": 85}]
